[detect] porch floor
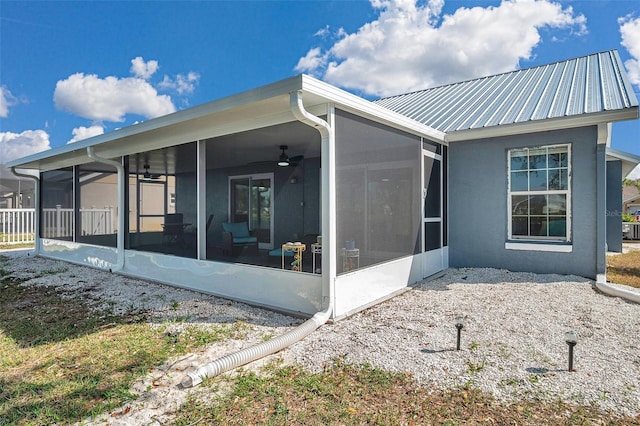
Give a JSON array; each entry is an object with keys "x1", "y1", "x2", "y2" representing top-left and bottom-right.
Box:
[{"x1": 130, "y1": 242, "x2": 320, "y2": 273}]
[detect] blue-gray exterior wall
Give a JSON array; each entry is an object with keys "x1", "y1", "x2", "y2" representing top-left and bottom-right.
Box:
[
  {"x1": 448, "y1": 126, "x2": 599, "y2": 279},
  {"x1": 606, "y1": 160, "x2": 623, "y2": 253}
]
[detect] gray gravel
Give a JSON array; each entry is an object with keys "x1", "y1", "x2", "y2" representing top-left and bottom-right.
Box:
[
  {"x1": 285, "y1": 267, "x2": 640, "y2": 417},
  {"x1": 2, "y1": 251, "x2": 639, "y2": 422}
]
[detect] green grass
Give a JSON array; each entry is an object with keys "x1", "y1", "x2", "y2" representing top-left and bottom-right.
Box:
[
  {"x1": 172, "y1": 360, "x2": 638, "y2": 425},
  {"x1": 0, "y1": 242, "x2": 34, "y2": 250},
  {"x1": 0, "y1": 258, "x2": 248, "y2": 425}
]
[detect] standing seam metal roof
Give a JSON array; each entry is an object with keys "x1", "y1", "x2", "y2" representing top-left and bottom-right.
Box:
[{"x1": 374, "y1": 50, "x2": 639, "y2": 134}]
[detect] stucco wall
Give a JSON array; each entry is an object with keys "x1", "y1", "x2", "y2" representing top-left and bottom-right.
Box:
[
  {"x1": 606, "y1": 160, "x2": 623, "y2": 253},
  {"x1": 448, "y1": 126, "x2": 598, "y2": 278}
]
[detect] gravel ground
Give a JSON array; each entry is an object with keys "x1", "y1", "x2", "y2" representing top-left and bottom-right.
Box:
[
  {"x1": 285, "y1": 268, "x2": 640, "y2": 417},
  {"x1": 2, "y1": 250, "x2": 639, "y2": 423}
]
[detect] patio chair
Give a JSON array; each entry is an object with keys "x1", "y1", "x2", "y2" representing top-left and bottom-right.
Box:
[
  {"x1": 162, "y1": 213, "x2": 185, "y2": 245},
  {"x1": 221, "y1": 221, "x2": 258, "y2": 256}
]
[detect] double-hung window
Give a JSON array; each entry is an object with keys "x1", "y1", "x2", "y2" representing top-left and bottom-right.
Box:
[{"x1": 508, "y1": 144, "x2": 571, "y2": 242}]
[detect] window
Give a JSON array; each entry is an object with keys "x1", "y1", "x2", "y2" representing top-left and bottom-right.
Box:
[{"x1": 508, "y1": 144, "x2": 570, "y2": 242}]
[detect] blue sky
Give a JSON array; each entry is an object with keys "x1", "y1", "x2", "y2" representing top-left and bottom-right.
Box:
[{"x1": 1, "y1": 0, "x2": 639, "y2": 177}]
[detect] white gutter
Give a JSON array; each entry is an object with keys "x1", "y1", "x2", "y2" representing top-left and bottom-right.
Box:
[
  {"x1": 10, "y1": 167, "x2": 40, "y2": 256},
  {"x1": 86, "y1": 147, "x2": 125, "y2": 272},
  {"x1": 596, "y1": 274, "x2": 640, "y2": 304},
  {"x1": 181, "y1": 91, "x2": 335, "y2": 388}
]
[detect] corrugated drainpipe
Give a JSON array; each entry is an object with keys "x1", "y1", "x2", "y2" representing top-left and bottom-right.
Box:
[
  {"x1": 10, "y1": 167, "x2": 40, "y2": 256},
  {"x1": 86, "y1": 147, "x2": 125, "y2": 272},
  {"x1": 181, "y1": 90, "x2": 335, "y2": 388}
]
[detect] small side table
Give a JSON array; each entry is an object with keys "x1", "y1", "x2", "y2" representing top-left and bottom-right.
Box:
[
  {"x1": 341, "y1": 248, "x2": 360, "y2": 272},
  {"x1": 282, "y1": 243, "x2": 306, "y2": 272},
  {"x1": 311, "y1": 243, "x2": 322, "y2": 273}
]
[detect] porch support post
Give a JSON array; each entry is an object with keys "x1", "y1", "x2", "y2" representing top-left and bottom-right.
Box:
[
  {"x1": 10, "y1": 168, "x2": 40, "y2": 255},
  {"x1": 87, "y1": 147, "x2": 125, "y2": 271},
  {"x1": 197, "y1": 140, "x2": 207, "y2": 259}
]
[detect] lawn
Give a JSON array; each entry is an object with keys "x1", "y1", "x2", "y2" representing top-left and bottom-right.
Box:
[
  {"x1": 0, "y1": 257, "x2": 247, "y2": 425},
  {"x1": 1, "y1": 254, "x2": 639, "y2": 425},
  {"x1": 607, "y1": 250, "x2": 640, "y2": 288},
  {"x1": 172, "y1": 361, "x2": 638, "y2": 426}
]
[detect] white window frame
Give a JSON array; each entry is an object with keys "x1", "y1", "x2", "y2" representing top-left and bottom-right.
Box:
[{"x1": 507, "y1": 143, "x2": 572, "y2": 244}]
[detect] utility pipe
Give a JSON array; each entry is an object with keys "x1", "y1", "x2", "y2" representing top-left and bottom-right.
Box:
[
  {"x1": 87, "y1": 147, "x2": 125, "y2": 272},
  {"x1": 10, "y1": 167, "x2": 40, "y2": 256},
  {"x1": 595, "y1": 273, "x2": 640, "y2": 304},
  {"x1": 181, "y1": 91, "x2": 335, "y2": 388}
]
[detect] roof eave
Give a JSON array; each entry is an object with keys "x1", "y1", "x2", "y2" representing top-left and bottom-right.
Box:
[
  {"x1": 444, "y1": 107, "x2": 639, "y2": 142},
  {"x1": 301, "y1": 75, "x2": 445, "y2": 143},
  {"x1": 7, "y1": 74, "x2": 445, "y2": 171},
  {"x1": 6, "y1": 75, "x2": 307, "y2": 170}
]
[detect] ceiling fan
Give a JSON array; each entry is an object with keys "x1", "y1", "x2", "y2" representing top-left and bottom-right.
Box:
[
  {"x1": 142, "y1": 164, "x2": 162, "y2": 180},
  {"x1": 277, "y1": 145, "x2": 304, "y2": 167}
]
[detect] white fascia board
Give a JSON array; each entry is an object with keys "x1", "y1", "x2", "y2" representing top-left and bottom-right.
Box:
[
  {"x1": 445, "y1": 108, "x2": 639, "y2": 142},
  {"x1": 607, "y1": 147, "x2": 640, "y2": 179},
  {"x1": 6, "y1": 76, "x2": 306, "y2": 170},
  {"x1": 606, "y1": 147, "x2": 640, "y2": 164},
  {"x1": 300, "y1": 75, "x2": 446, "y2": 143}
]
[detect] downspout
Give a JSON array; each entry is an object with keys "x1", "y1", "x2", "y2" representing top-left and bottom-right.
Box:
[
  {"x1": 10, "y1": 167, "x2": 40, "y2": 256},
  {"x1": 181, "y1": 90, "x2": 335, "y2": 388},
  {"x1": 87, "y1": 147, "x2": 125, "y2": 272},
  {"x1": 595, "y1": 276, "x2": 640, "y2": 304}
]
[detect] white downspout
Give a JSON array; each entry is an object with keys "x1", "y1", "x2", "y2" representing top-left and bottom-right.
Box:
[
  {"x1": 181, "y1": 91, "x2": 335, "y2": 388},
  {"x1": 87, "y1": 147, "x2": 125, "y2": 272},
  {"x1": 596, "y1": 274, "x2": 640, "y2": 304},
  {"x1": 10, "y1": 167, "x2": 40, "y2": 256}
]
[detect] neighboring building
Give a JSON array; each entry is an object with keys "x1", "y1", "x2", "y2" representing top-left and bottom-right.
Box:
[
  {"x1": 623, "y1": 181, "x2": 640, "y2": 216},
  {"x1": 0, "y1": 165, "x2": 36, "y2": 209},
  {"x1": 6, "y1": 50, "x2": 639, "y2": 319}
]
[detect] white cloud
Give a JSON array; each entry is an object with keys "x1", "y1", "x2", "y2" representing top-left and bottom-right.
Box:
[
  {"x1": 296, "y1": 0, "x2": 587, "y2": 97},
  {"x1": 0, "y1": 86, "x2": 16, "y2": 118},
  {"x1": 314, "y1": 25, "x2": 331, "y2": 38},
  {"x1": 54, "y1": 72, "x2": 176, "y2": 122},
  {"x1": 0, "y1": 130, "x2": 51, "y2": 164},
  {"x1": 158, "y1": 72, "x2": 200, "y2": 95},
  {"x1": 294, "y1": 48, "x2": 326, "y2": 75},
  {"x1": 619, "y1": 14, "x2": 640, "y2": 87},
  {"x1": 67, "y1": 125, "x2": 105, "y2": 144},
  {"x1": 130, "y1": 56, "x2": 159, "y2": 80}
]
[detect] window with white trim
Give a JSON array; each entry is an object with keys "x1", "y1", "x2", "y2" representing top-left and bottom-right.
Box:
[{"x1": 508, "y1": 144, "x2": 571, "y2": 242}]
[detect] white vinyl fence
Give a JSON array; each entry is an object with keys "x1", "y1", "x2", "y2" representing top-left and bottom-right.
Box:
[
  {"x1": 1, "y1": 206, "x2": 114, "y2": 243},
  {"x1": 0, "y1": 209, "x2": 36, "y2": 244},
  {"x1": 623, "y1": 222, "x2": 640, "y2": 240}
]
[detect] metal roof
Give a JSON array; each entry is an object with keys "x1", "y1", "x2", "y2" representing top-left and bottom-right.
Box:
[{"x1": 374, "y1": 50, "x2": 639, "y2": 136}]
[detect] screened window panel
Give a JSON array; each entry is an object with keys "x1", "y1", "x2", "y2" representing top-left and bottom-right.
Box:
[
  {"x1": 335, "y1": 109, "x2": 422, "y2": 274},
  {"x1": 77, "y1": 162, "x2": 118, "y2": 247},
  {"x1": 424, "y1": 222, "x2": 441, "y2": 251},
  {"x1": 127, "y1": 142, "x2": 197, "y2": 258},
  {"x1": 41, "y1": 168, "x2": 74, "y2": 240},
  {"x1": 424, "y1": 157, "x2": 441, "y2": 218}
]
